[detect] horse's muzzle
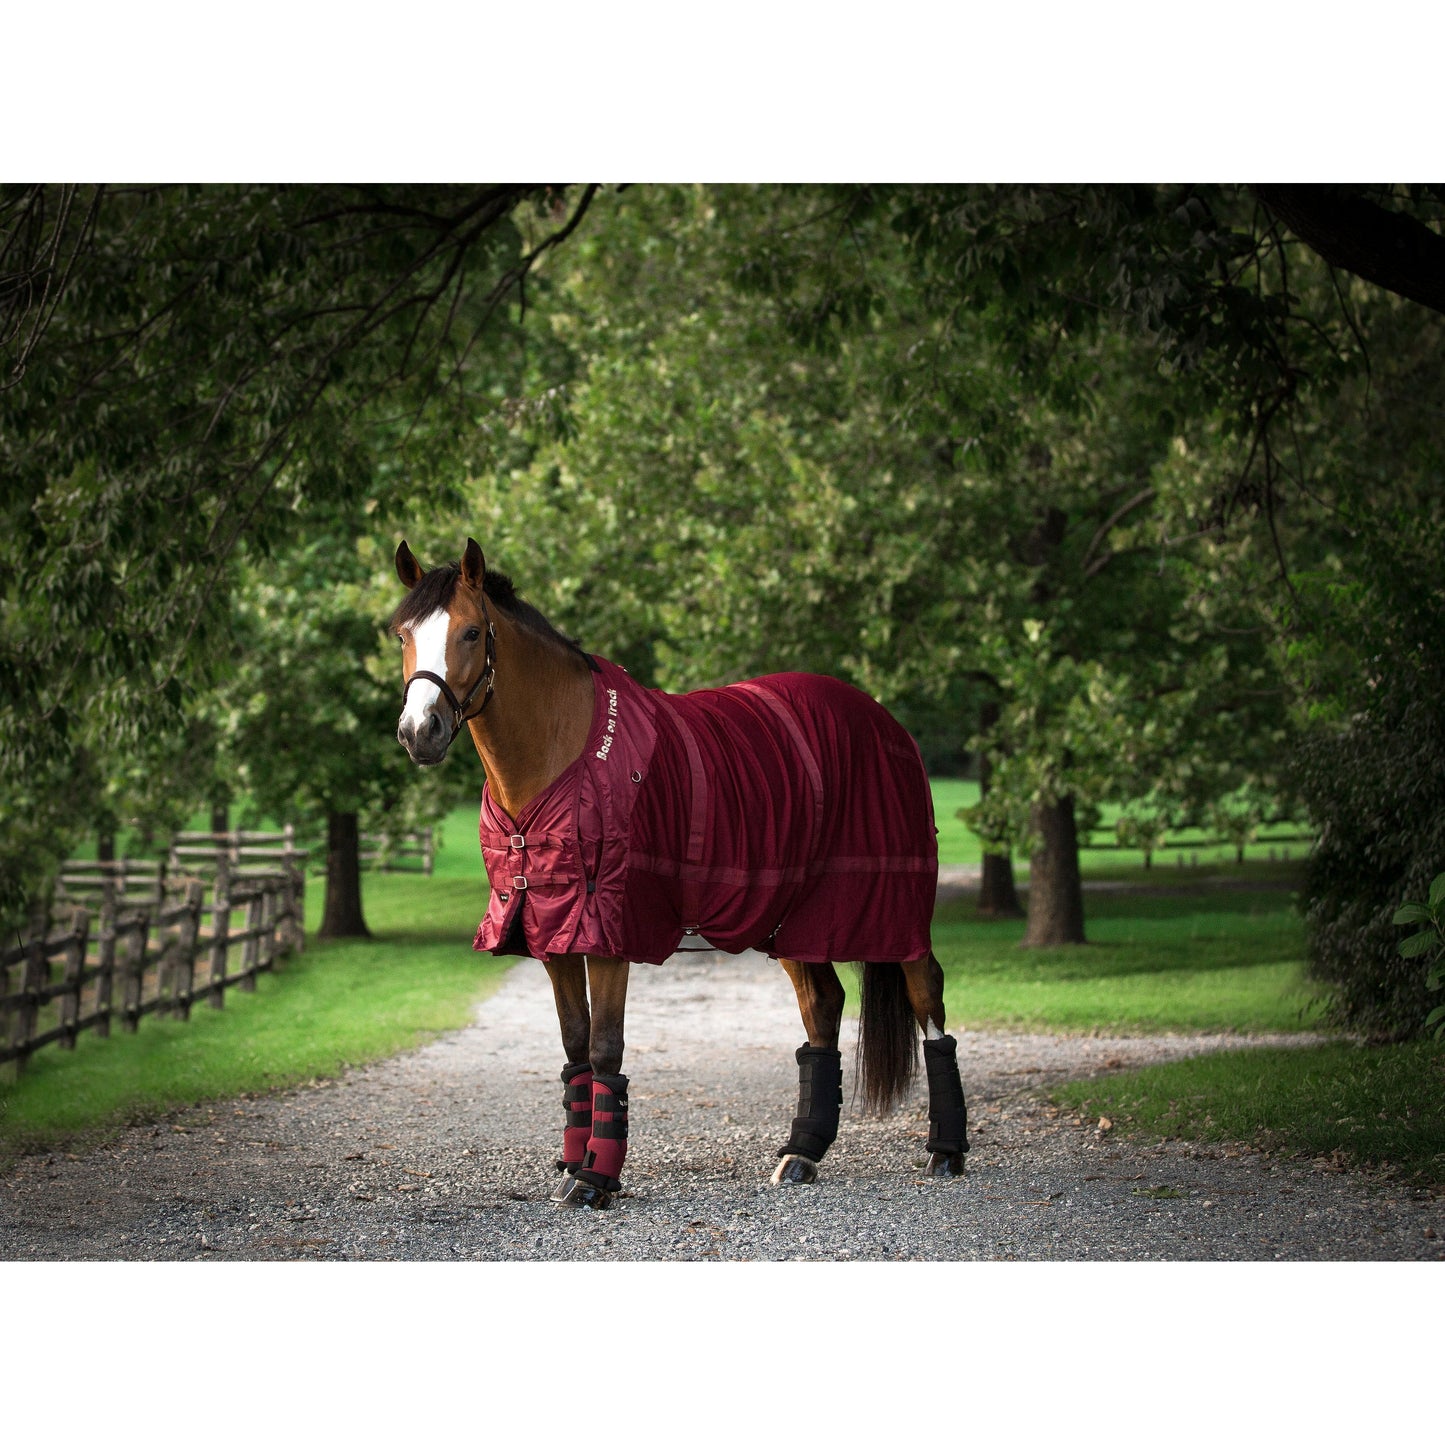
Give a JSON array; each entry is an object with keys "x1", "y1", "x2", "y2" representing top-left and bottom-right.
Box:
[{"x1": 397, "y1": 710, "x2": 450, "y2": 767}]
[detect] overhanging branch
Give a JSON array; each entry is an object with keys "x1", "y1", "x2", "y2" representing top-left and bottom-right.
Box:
[{"x1": 1254, "y1": 185, "x2": 1445, "y2": 317}]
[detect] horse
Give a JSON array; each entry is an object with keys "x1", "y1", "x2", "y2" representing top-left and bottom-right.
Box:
[{"x1": 391, "y1": 537, "x2": 969, "y2": 1209}]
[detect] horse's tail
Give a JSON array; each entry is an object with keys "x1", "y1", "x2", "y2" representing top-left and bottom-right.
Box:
[{"x1": 856, "y1": 962, "x2": 918, "y2": 1114}]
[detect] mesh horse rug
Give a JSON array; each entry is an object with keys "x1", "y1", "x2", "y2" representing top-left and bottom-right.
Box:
[{"x1": 474, "y1": 656, "x2": 937, "y2": 965}]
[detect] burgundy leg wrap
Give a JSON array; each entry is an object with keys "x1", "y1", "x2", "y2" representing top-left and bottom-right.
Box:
[
  {"x1": 559, "y1": 1062, "x2": 593, "y2": 1172},
  {"x1": 577, "y1": 1071, "x2": 629, "y2": 1192}
]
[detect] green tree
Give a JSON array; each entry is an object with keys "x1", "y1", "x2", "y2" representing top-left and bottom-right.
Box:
[
  {"x1": 0, "y1": 182, "x2": 595, "y2": 923},
  {"x1": 211, "y1": 530, "x2": 471, "y2": 937},
  {"x1": 472, "y1": 186, "x2": 1295, "y2": 944}
]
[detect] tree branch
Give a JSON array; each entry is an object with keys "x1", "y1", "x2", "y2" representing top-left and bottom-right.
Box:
[{"x1": 1255, "y1": 185, "x2": 1445, "y2": 317}]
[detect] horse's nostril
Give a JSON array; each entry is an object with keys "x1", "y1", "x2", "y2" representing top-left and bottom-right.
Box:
[{"x1": 424, "y1": 713, "x2": 443, "y2": 738}]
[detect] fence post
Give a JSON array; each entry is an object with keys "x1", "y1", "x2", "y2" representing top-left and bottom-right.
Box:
[
  {"x1": 120, "y1": 917, "x2": 151, "y2": 1033},
  {"x1": 58, "y1": 907, "x2": 91, "y2": 1049},
  {"x1": 95, "y1": 889, "x2": 117, "y2": 1039},
  {"x1": 259, "y1": 884, "x2": 279, "y2": 972},
  {"x1": 172, "y1": 880, "x2": 203, "y2": 1022},
  {"x1": 282, "y1": 823, "x2": 304, "y2": 954},
  {"x1": 423, "y1": 827, "x2": 435, "y2": 876},
  {"x1": 6, "y1": 933, "x2": 44, "y2": 1078},
  {"x1": 240, "y1": 890, "x2": 262, "y2": 992},
  {"x1": 0, "y1": 945, "x2": 14, "y2": 1084},
  {"x1": 208, "y1": 855, "x2": 232, "y2": 1008}
]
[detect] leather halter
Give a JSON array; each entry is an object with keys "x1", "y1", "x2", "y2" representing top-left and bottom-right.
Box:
[{"x1": 402, "y1": 600, "x2": 498, "y2": 744}]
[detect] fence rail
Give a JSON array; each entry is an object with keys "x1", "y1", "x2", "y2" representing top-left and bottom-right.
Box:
[
  {"x1": 359, "y1": 828, "x2": 434, "y2": 875},
  {"x1": 1079, "y1": 830, "x2": 1312, "y2": 855},
  {"x1": 2, "y1": 852, "x2": 305, "y2": 1080},
  {"x1": 167, "y1": 824, "x2": 433, "y2": 876}
]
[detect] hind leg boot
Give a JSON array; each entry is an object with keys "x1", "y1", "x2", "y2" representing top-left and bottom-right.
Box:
[{"x1": 922, "y1": 1034, "x2": 969, "y2": 1178}]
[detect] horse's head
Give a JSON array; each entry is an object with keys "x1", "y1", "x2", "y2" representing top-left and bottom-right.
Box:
[{"x1": 391, "y1": 538, "x2": 497, "y2": 766}]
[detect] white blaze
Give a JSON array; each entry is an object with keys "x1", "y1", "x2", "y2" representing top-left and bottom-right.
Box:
[{"x1": 400, "y1": 609, "x2": 451, "y2": 732}]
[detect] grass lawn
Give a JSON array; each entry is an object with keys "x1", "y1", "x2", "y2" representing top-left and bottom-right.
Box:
[
  {"x1": 930, "y1": 886, "x2": 1318, "y2": 1035},
  {"x1": 927, "y1": 777, "x2": 1310, "y2": 871},
  {"x1": 0, "y1": 848, "x2": 503, "y2": 1164},
  {"x1": 1052, "y1": 1041, "x2": 1445, "y2": 1185}
]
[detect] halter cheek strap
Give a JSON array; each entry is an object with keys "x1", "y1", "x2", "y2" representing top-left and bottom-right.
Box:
[{"x1": 402, "y1": 607, "x2": 498, "y2": 743}]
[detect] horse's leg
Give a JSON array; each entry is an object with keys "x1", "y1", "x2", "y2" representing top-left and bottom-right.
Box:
[
  {"x1": 543, "y1": 954, "x2": 592, "y2": 1202},
  {"x1": 553, "y1": 954, "x2": 630, "y2": 1210},
  {"x1": 899, "y1": 951, "x2": 969, "y2": 1177},
  {"x1": 771, "y1": 958, "x2": 846, "y2": 1186}
]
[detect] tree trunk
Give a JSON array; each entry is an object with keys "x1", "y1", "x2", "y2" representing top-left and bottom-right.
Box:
[
  {"x1": 210, "y1": 800, "x2": 229, "y2": 836},
  {"x1": 1022, "y1": 796, "x2": 1086, "y2": 946},
  {"x1": 979, "y1": 852, "x2": 1024, "y2": 917},
  {"x1": 975, "y1": 700, "x2": 1023, "y2": 918},
  {"x1": 318, "y1": 810, "x2": 370, "y2": 939},
  {"x1": 97, "y1": 829, "x2": 115, "y2": 862}
]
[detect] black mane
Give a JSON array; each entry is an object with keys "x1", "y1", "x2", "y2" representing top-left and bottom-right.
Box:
[{"x1": 390, "y1": 561, "x2": 588, "y2": 660}]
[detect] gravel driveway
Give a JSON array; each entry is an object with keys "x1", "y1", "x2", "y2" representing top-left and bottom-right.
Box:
[{"x1": 4, "y1": 937, "x2": 1442, "y2": 1262}]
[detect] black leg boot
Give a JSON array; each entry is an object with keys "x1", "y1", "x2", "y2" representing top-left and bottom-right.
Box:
[
  {"x1": 771, "y1": 1044, "x2": 842, "y2": 1185},
  {"x1": 923, "y1": 1034, "x2": 969, "y2": 1178}
]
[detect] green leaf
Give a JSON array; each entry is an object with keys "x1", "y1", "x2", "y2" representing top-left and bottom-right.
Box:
[
  {"x1": 1392, "y1": 903, "x2": 1431, "y2": 925},
  {"x1": 1429, "y1": 872, "x2": 1445, "y2": 909},
  {"x1": 1398, "y1": 930, "x2": 1439, "y2": 959}
]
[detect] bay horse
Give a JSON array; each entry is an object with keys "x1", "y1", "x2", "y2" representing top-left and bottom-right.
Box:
[{"x1": 391, "y1": 538, "x2": 969, "y2": 1209}]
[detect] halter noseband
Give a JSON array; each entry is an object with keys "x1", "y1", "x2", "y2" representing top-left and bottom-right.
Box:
[{"x1": 402, "y1": 603, "x2": 498, "y2": 743}]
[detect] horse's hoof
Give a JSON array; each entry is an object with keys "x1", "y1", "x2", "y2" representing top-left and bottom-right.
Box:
[
  {"x1": 771, "y1": 1154, "x2": 819, "y2": 1186},
  {"x1": 552, "y1": 1175, "x2": 616, "y2": 1210},
  {"x1": 925, "y1": 1150, "x2": 967, "y2": 1179}
]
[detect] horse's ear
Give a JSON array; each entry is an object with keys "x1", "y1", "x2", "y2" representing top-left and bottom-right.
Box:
[
  {"x1": 396, "y1": 540, "x2": 425, "y2": 590},
  {"x1": 461, "y1": 538, "x2": 486, "y2": 591}
]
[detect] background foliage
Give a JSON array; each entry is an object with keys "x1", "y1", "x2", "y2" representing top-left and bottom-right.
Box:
[{"x1": 5, "y1": 182, "x2": 1445, "y2": 1031}]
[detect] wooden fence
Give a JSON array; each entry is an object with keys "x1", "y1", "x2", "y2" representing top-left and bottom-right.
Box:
[
  {"x1": 1079, "y1": 829, "x2": 1312, "y2": 864},
  {"x1": 167, "y1": 824, "x2": 306, "y2": 876},
  {"x1": 359, "y1": 827, "x2": 434, "y2": 875},
  {"x1": 2, "y1": 850, "x2": 305, "y2": 1080},
  {"x1": 167, "y1": 824, "x2": 433, "y2": 876}
]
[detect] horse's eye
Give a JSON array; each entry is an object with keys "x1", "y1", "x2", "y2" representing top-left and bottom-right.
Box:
[{"x1": 463, "y1": 627, "x2": 481, "y2": 643}]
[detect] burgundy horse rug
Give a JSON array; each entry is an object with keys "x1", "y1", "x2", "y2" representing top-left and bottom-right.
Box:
[{"x1": 474, "y1": 656, "x2": 937, "y2": 965}]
